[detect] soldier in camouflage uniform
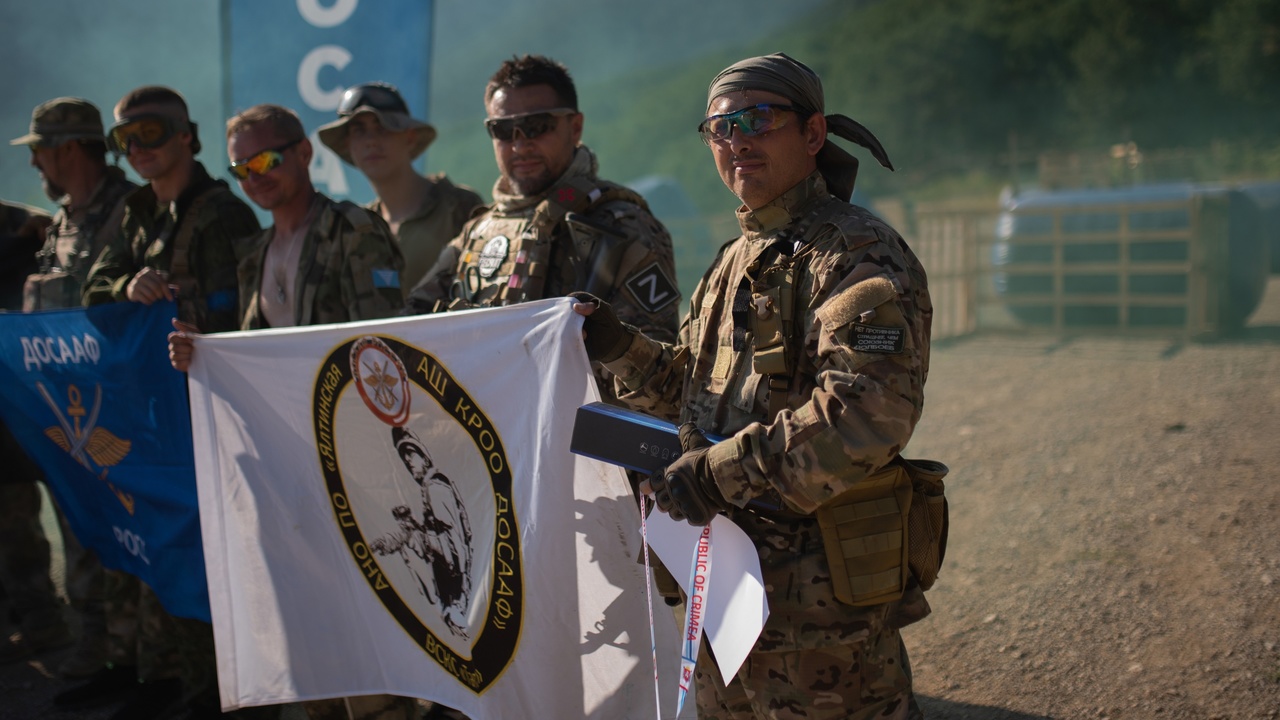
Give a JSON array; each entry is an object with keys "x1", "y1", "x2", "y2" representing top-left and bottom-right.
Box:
[
  {"x1": 170, "y1": 103, "x2": 407, "y2": 720},
  {"x1": 85, "y1": 86, "x2": 260, "y2": 330},
  {"x1": 406, "y1": 55, "x2": 679, "y2": 352},
  {"x1": 318, "y1": 82, "x2": 484, "y2": 293},
  {"x1": 68, "y1": 87, "x2": 260, "y2": 720},
  {"x1": 577, "y1": 54, "x2": 932, "y2": 719},
  {"x1": 7, "y1": 99, "x2": 136, "y2": 680},
  {"x1": 406, "y1": 53, "x2": 680, "y2": 720},
  {"x1": 0, "y1": 201, "x2": 71, "y2": 668}
]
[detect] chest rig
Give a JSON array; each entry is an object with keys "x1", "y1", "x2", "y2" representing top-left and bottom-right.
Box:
[
  {"x1": 734, "y1": 197, "x2": 844, "y2": 417},
  {"x1": 25, "y1": 193, "x2": 129, "y2": 311},
  {"x1": 144, "y1": 184, "x2": 221, "y2": 322},
  {"x1": 447, "y1": 176, "x2": 647, "y2": 310}
]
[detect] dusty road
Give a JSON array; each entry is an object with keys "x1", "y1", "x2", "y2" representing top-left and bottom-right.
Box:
[{"x1": 4, "y1": 282, "x2": 1280, "y2": 719}]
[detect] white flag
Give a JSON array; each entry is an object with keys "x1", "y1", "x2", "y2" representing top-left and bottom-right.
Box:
[{"x1": 188, "y1": 299, "x2": 690, "y2": 718}]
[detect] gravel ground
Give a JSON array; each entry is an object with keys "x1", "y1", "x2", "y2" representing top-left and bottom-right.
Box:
[
  {"x1": 5, "y1": 281, "x2": 1280, "y2": 720},
  {"x1": 902, "y1": 279, "x2": 1280, "y2": 719}
]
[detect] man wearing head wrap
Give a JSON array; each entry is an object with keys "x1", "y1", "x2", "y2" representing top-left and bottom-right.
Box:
[
  {"x1": 575, "y1": 53, "x2": 935, "y2": 719},
  {"x1": 317, "y1": 82, "x2": 483, "y2": 294}
]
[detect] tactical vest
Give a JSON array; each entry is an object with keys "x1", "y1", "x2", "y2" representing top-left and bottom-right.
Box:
[
  {"x1": 142, "y1": 185, "x2": 221, "y2": 325},
  {"x1": 24, "y1": 192, "x2": 129, "y2": 311},
  {"x1": 443, "y1": 176, "x2": 647, "y2": 311},
  {"x1": 739, "y1": 199, "x2": 950, "y2": 607}
]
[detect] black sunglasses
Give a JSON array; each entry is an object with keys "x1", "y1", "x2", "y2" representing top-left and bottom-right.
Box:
[{"x1": 484, "y1": 108, "x2": 577, "y2": 142}]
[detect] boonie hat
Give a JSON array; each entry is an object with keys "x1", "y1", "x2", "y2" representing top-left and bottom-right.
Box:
[
  {"x1": 10, "y1": 97, "x2": 105, "y2": 147},
  {"x1": 317, "y1": 82, "x2": 437, "y2": 165}
]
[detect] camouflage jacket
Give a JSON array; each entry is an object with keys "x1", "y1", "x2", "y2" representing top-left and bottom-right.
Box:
[
  {"x1": 31, "y1": 167, "x2": 136, "y2": 308},
  {"x1": 605, "y1": 172, "x2": 933, "y2": 651},
  {"x1": 368, "y1": 174, "x2": 484, "y2": 296},
  {"x1": 0, "y1": 201, "x2": 50, "y2": 311},
  {"x1": 406, "y1": 146, "x2": 679, "y2": 344},
  {"x1": 239, "y1": 193, "x2": 404, "y2": 329},
  {"x1": 82, "y1": 162, "x2": 260, "y2": 333}
]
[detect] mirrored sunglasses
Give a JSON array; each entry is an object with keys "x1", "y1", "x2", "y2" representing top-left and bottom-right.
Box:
[
  {"x1": 228, "y1": 140, "x2": 301, "y2": 180},
  {"x1": 698, "y1": 104, "x2": 797, "y2": 144},
  {"x1": 484, "y1": 108, "x2": 576, "y2": 142},
  {"x1": 108, "y1": 114, "x2": 185, "y2": 154},
  {"x1": 338, "y1": 83, "x2": 409, "y2": 116}
]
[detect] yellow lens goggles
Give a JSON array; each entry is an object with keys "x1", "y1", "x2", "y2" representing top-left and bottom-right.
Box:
[{"x1": 108, "y1": 114, "x2": 185, "y2": 154}]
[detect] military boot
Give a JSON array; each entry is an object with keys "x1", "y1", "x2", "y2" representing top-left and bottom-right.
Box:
[
  {"x1": 53, "y1": 663, "x2": 139, "y2": 710},
  {"x1": 106, "y1": 676, "x2": 184, "y2": 720}
]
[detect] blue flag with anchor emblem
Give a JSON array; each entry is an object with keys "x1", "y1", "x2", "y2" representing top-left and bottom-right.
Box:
[{"x1": 0, "y1": 300, "x2": 209, "y2": 622}]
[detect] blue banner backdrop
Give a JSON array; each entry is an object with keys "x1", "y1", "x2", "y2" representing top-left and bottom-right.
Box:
[
  {"x1": 0, "y1": 301, "x2": 209, "y2": 621},
  {"x1": 222, "y1": 0, "x2": 435, "y2": 205}
]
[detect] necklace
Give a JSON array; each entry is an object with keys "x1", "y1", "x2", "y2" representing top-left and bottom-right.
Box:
[{"x1": 267, "y1": 197, "x2": 320, "y2": 306}]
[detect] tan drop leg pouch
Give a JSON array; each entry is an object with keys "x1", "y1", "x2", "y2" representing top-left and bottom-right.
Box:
[{"x1": 817, "y1": 457, "x2": 950, "y2": 606}]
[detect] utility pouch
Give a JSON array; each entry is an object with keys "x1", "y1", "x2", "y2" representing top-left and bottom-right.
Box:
[
  {"x1": 22, "y1": 271, "x2": 82, "y2": 311},
  {"x1": 902, "y1": 458, "x2": 949, "y2": 591},
  {"x1": 816, "y1": 456, "x2": 950, "y2": 606},
  {"x1": 750, "y1": 285, "x2": 788, "y2": 376},
  {"x1": 815, "y1": 462, "x2": 913, "y2": 607}
]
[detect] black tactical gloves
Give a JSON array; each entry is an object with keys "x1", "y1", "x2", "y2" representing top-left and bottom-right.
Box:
[
  {"x1": 647, "y1": 423, "x2": 729, "y2": 526},
  {"x1": 569, "y1": 291, "x2": 634, "y2": 363}
]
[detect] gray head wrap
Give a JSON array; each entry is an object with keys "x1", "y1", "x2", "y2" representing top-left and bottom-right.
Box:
[{"x1": 707, "y1": 52, "x2": 893, "y2": 201}]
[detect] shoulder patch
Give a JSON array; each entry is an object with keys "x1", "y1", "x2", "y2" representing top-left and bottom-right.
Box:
[
  {"x1": 623, "y1": 261, "x2": 679, "y2": 314},
  {"x1": 372, "y1": 268, "x2": 401, "y2": 289},
  {"x1": 818, "y1": 274, "x2": 899, "y2": 329},
  {"x1": 848, "y1": 324, "x2": 905, "y2": 353}
]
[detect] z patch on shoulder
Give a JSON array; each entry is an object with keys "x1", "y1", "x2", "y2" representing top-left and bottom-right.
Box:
[
  {"x1": 372, "y1": 268, "x2": 401, "y2": 289},
  {"x1": 850, "y1": 323, "x2": 905, "y2": 353},
  {"x1": 623, "y1": 262, "x2": 679, "y2": 313}
]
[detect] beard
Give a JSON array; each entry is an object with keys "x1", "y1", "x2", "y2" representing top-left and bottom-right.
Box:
[
  {"x1": 506, "y1": 167, "x2": 556, "y2": 197},
  {"x1": 41, "y1": 177, "x2": 66, "y2": 203}
]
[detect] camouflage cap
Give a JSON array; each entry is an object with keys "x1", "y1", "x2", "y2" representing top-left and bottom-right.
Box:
[
  {"x1": 10, "y1": 97, "x2": 105, "y2": 147},
  {"x1": 316, "y1": 82, "x2": 436, "y2": 166}
]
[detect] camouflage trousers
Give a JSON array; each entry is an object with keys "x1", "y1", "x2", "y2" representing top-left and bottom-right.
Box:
[
  {"x1": 301, "y1": 695, "x2": 420, "y2": 719},
  {"x1": 0, "y1": 479, "x2": 62, "y2": 631},
  {"x1": 692, "y1": 628, "x2": 914, "y2": 720},
  {"x1": 688, "y1": 513, "x2": 916, "y2": 720},
  {"x1": 54, "y1": 492, "x2": 107, "y2": 636},
  {"x1": 104, "y1": 569, "x2": 214, "y2": 692}
]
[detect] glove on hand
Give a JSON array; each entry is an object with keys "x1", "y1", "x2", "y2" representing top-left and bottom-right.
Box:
[
  {"x1": 647, "y1": 423, "x2": 728, "y2": 526},
  {"x1": 569, "y1": 292, "x2": 633, "y2": 363}
]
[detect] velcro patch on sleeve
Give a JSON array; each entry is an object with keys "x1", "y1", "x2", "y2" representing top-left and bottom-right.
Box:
[
  {"x1": 850, "y1": 323, "x2": 905, "y2": 353},
  {"x1": 623, "y1": 261, "x2": 679, "y2": 313},
  {"x1": 818, "y1": 275, "x2": 898, "y2": 329},
  {"x1": 372, "y1": 268, "x2": 401, "y2": 289}
]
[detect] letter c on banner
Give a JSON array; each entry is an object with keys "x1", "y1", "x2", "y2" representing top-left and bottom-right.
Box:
[
  {"x1": 298, "y1": 45, "x2": 352, "y2": 111},
  {"x1": 297, "y1": 0, "x2": 358, "y2": 28}
]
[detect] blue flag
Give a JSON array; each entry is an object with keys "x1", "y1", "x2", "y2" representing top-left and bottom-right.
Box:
[{"x1": 0, "y1": 301, "x2": 208, "y2": 621}]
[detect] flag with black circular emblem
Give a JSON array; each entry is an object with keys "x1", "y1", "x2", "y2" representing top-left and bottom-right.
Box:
[{"x1": 187, "y1": 299, "x2": 691, "y2": 717}]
